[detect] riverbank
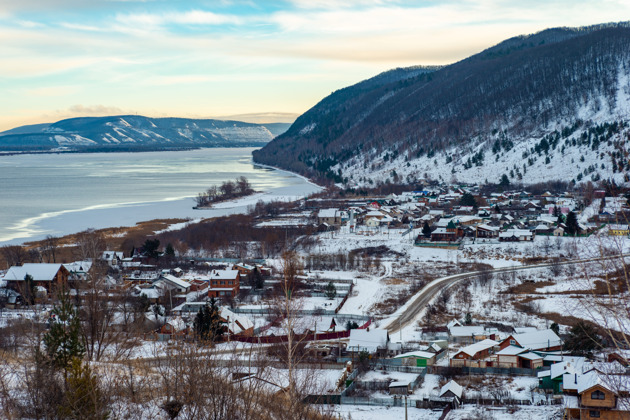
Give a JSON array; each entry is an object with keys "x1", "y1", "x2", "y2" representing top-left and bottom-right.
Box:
[{"x1": 0, "y1": 148, "x2": 323, "y2": 246}]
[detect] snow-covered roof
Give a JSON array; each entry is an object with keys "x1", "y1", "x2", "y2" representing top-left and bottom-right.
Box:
[
  {"x1": 496, "y1": 345, "x2": 528, "y2": 356},
  {"x1": 318, "y1": 208, "x2": 340, "y2": 218},
  {"x1": 519, "y1": 352, "x2": 543, "y2": 361},
  {"x1": 160, "y1": 274, "x2": 191, "y2": 289},
  {"x1": 456, "y1": 339, "x2": 498, "y2": 358},
  {"x1": 210, "y1": 269, "x2": 239, "y2": 280},
  {"x1": 348, "y1": 329, "x2": 388, "y2": 353},
  {"x1": 509, "y1": 329, "x2": 562, "y2": 351},
  {"x1": 476, "y1": 224, "x2": 499, "y2": 231},
  {"x1": 577, "y1": 370, "x2": 610, "y2": 393},
  {"x1": 63, "y1": 261, "x2": 93, "y2": 273},
  {"x1": 394, "y1": 350, "x2": 435, "y2": 359},
  {"x1": 4, "y1": 263, "x2": 64, "y2": 281},
  {"x1": 220, "y1": 307, "x2": 254, "y2": 334},
  {"x1": 499, "y1": 229, "x2": 533, "y2": 238},
  {"x1": 166, "y1": 316, "x2": 186, "y2": 332},
  {"x1": 138, "y1": 287, "x2": 161, "y2": 299},
  {"x1": 439, "y1": 380, "x2": 463, "y2": 399},
  {"x1": 102, "y1": 251, "x2": 124, "y2": 260},
  {"x1": 449, "y1": 325, "x2": 485, "y2": 337},
  {"x1": 513, "y1": 327, "x2": 538, "y2": 334}
]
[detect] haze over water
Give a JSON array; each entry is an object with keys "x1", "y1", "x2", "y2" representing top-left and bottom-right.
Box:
[{"x1": 0, "y1": 148, "x2": 320, "y2": 245}]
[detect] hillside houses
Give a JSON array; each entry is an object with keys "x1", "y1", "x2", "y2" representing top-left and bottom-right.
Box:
[{"x1": 305, "y1": 185, "x2": 623, "y2": 246}]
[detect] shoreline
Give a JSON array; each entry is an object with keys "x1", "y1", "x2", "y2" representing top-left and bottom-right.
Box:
[{"x1": 2, "y1": 168, "x2": 324, "y2": 247}]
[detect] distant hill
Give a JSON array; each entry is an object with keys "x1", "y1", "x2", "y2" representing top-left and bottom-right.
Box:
[
  {"x1": 0, "y1": 116, "x2": 290, "y2": 152},
  {"x1": 253, "y1": 22, "x2": 630, "y2": 186}
]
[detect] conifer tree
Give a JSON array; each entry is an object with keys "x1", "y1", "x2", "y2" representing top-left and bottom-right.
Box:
[
  {"x1": 325, "y1": 281, "x2": 337, "y2": 300},
  {"x1": 422, "y1": 222, "x2": 432, "y2": 238},
  {"x1": 565, "y1": 211, "x2": 579, "y2": 235},
  {"x1": 43, "y1": 289, "x2": 85, "y2": 372},
  {"x1": 194, "y1": 298, "x2": 224, "y2": 342}
]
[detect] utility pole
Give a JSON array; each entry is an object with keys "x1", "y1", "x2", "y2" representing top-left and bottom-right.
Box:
[{"x1": 405, "y1": 395, "x2": 408, "y2": 420}]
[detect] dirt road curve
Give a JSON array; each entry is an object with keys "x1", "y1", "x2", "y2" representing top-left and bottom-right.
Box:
[{"x1": 385, "y1": 253, "x2": 628, "y2": 333}]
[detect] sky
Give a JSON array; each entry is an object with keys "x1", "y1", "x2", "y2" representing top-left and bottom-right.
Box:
[{"x1": 0, "y1": 0, "x2": 629, "y2": 131}]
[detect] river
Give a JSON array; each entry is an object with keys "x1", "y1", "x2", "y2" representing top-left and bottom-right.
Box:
[{"x1": 0, "y1": 148, "x2": 321, "y2": 245}]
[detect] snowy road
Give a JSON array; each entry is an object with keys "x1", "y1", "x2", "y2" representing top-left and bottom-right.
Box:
[{"x1": 384, "y1": 253, "x2": 630, "y2": 333}]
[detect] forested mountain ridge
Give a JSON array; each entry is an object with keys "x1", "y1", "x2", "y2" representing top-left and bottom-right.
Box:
[
  {"x1": 0, "y1": 116, "x2": 290, "y2": 152},
  {"x1": 253, "y1": 23, "x2": 630, "y2": 186}
]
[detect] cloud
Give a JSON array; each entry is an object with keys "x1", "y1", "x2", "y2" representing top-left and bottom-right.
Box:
[
  {"x1": 214, "y1": 112, "x2": 299, "y2": 123},
  {"x1": 286, "y1": 0, "x2": 395, "y2": 9},
  {"x1": 114, "y1": 9, "x2": 244, "y2": 29},
  {"x1": 66, "y1": 104, "x2": 125, "y2": 115},
  {"x1": 26, "y1": 86, "x2": 79, "y2": 96}
]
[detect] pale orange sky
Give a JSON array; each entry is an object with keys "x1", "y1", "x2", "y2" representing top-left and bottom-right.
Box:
[{"x1": 1, "y1": 0, "x2": 629, "y2": 131}]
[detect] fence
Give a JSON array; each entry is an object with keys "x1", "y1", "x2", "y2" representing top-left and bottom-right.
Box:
[
  {"x1": 335, "y1": 282, "x2": 353, "y2": 313},
  {"x1": 428, "y1": 365, "x2": 538, "y2": 377},
  {"x1": 233, "y1": 318, "x2": 372, "y2": 344}
]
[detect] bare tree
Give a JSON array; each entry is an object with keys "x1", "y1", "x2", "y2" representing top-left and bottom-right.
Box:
[{"x1": 41, "y1": 235, "x2": 59, "y2": 263}]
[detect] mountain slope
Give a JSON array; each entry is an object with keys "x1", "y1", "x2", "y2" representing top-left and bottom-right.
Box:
[
  {"x1": 0, "y1": 116, "x2": 286, "y2": 152},
  {"x1": 253, "y1": 23, "x2": 630, "y2": 186}
]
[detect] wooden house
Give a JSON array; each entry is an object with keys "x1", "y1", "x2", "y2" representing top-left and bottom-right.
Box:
[{"x1": 3, "y1": 263, "x2": 70, "y2": 295}]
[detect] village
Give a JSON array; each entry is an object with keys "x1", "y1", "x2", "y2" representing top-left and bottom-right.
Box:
[{"x1": 0, "y1": 183, "x2": 629, "y2": 419}]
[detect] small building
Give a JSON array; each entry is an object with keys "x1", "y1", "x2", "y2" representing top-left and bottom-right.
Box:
[
  {"x1": 157, "y1": 274, "x2": 191, "y2": 294},
  {"x1": 499, "y1": 329, "x2": 562, "y2": 352},
  {"x1": 348, "y1": 329, "x2": 389, "y2": 354},
  {"x1": 608, "y1": 224, "x2": 630, "y2": 237},
  {"x1": 564, "y1": 370, "x2": 630, "y2": 420},
  {"x1": 317, "y1": 208, "x2": 342, "y2": 226},
  {"x1": 450, "y1": 339, "x2": 498, "y2": 365},
  {"x1": 439, "y1": 380, "x2": 463, "y2": 402},
  {"x1": 499, "y1": 229, "x2": 534, "y2": 241},
  {"x1": 208, "y1": 269, "x2": 240, "y2": 298},
  {"x1": 394, "y1": 350, "x2": 437, "y2": 367},
  {"x1": 101, "y1": 251, "x2": 124, "y2": 267},
  {"x1": 476, "y1": 224, "x2": 499, "y2": 238},
  {"x1": 389, "y1": 380, "x2": 412, "y2": 395},
  {"x1": 448, "y1": 325, "x2": 496, "y2": 345},
  {"x1": 3, "y1": 263, "x2": 70, "y2": 295}
]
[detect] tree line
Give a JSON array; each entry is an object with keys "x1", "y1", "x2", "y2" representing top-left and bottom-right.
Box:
[{"x1": 194, "y1": 176, "x2": 254, "y2": 207}]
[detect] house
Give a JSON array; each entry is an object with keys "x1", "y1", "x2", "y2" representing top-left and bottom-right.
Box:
[
  {"x1": 394, "y1": 350, "x2": 437, "y2": 367},
  {"x1": 553, "y1": 226, "x2": 565, "y2": 236},
  {"x1": 499, "y1": 329, "x2": 562, "y2": 352},
  {"x1": 348, "y1": 328, "x2": 389, "y2": 354},
  {"x1": 564, "y1": 370, "x2": 630, "y2": 419},
  {"x1": 450, "y1": 339, "x2": 498, "y2": 366},
  {"x1": 156, "y1": 274, "x2": 191, "y2": 294},
  {"x1": 220, "y1": 307, "x2": 254, "y2": 336},
  {"x1": 608, "y1": 224, "x2": 630, "y2": 237},
  {"x1": 208, "y1": 269, "x2": 240, "y2": 298},
  {"x1": 538, "y1": 356, "x2": 587, "y2": 394},
  {"x1": 160, "y1": 316, "x2": 188, "y2": 336},
  {"x1": 499, "y1": 229, "x2": 534, "y2": 241},
  {"x1": 317, "y1": 208, "x2": 342, "y2": 225},
  {"x1": 448, "y1": 325, "x2": 497, "y2": 344},
  {"x1": 101, "y1": 251, "x2": 124, "y2": 267},
  {"x1": 476, "y1": 224, "x2": 499, "y2": 238},
  {"x1": 3, "y1": 263, "x2": 70, "y2": 294},
  {"x1": 431, "y1": 221, "x2": 464, "y2": 242},
  {"x1": 233, "y1": 263, "x2": 255, "y2": 276},
  {"x1": 63, "y1": 260, "x2": 93, "y2": 282},
  {"x1": 440, "y1": 380, "x2": 463, "y2": 401}
]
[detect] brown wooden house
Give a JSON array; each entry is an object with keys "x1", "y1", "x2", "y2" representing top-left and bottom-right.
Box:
[{"x1": 3, "y1": 263, "x2": 70, "y2": 296}]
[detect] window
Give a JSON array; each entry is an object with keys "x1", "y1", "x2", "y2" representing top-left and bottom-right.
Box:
[
  {"x1": 510, "y1": 339, "x2": 516, "y2": 345},
  {"x1": 589, "y1": 410, "x2": 600, "y2": 418},
  {"x1": 591, "y1": 390, "x2": 605, "y2": 400}
]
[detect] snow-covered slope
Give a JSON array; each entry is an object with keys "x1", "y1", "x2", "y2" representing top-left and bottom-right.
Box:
[
  {"x1": 0, "y1": 116, "x2": 289, "y2": 152},
  {"x1": 254, "y1": 22, "x2": 630, "y2": 186}
]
